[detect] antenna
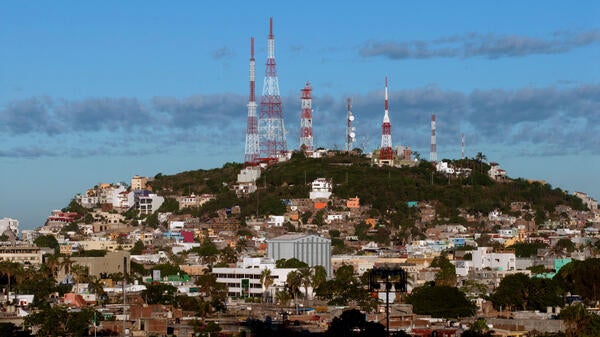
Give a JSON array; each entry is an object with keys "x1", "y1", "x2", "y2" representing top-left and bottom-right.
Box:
[
  {"x1": 461, "y1": 133, "x2": 465, "y2": 159},
  {"x1": 346, "y1": 97, "x2": 356, "y2": 152},
  {"x1": 430, "y1": 114, "x2": 437, "y2": 162}
]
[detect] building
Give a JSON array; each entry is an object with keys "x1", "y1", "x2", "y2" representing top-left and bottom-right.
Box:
[
  {"x1": 471, "y1": 247, "x2": 516, "y2": 271},
  {"x1": 573, "y1": 191, "x2": 598, "y2": 210},
  {"x1": 0, "y1": 217, "x2": 19, "y2": 236},
  {"x1": 0, "y1": 245, "x2": 49, "y2": 265},
  {"x1": 131, "y1": 175, "x2": 149, "y2": 191},
  {"x1": 488, "y1": 162, "x2": 507, "y2": 181},
  {"x1": 135, "y1": 191, "x2": 164, "y2": 215},
  {"x1": 213, "y1": 257, "x2": 296, "y2": 299},
  {"x1": 61, "y1": 250, "x2": 130, "y2": 279},
  {"x1": 267, "y1": 234, "x2": 332, "y2": 277},
  {"x1": 309, "y1": 178, "x2": 332, "y2": 200}
]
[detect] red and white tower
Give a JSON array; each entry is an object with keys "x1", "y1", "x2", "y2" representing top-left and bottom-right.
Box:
[
  {"x1": 461, "y1": 132, "x2": 465, "y2": 159},
  {"x1": 379, "y1": 77, "x2": 393, "y2": 162},
  {"x1": 430, "y1": 114, "x2": 437, "y2": 162},
  {"x1": 299, "y1": 82, "x2": 313, "y2": 154},
  {"x1": 244, "y1": 37, "x2": 260, "y2": 165},
  {"x1": 259, "y1": 17, "x2": 287, "y2": 161}
]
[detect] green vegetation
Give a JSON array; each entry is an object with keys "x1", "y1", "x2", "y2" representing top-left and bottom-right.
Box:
[
  {"x1": 554, "y1": 258, "x2": 600, "y2": 302},
  {"x1": 406, "y1": 284, "x2": 476, "y2": 318},
  {"x1": 508, "y1": 241, "x2": 548, "y2": 257},
  {"x1": 275, "y1": 258, "x2": 309, "y2": 268},
  {"x1": 148, "y1": 154, "x2": 585, "y2": 228},
  {"x1": 490, "y1": 273, "x2": 563, "y2": 311},
  {"x1": 33, "y1": 235, "x2": 59, "y2": 254}
]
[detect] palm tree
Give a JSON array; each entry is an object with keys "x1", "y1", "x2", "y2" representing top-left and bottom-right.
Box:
[
  {"x1": 298, "y1": 267, "x2": 313, "y2": 304},
  {"x1": 0, "y1": 261, "x2": 20, "y2": 303},
  {"x1": 60, "y1": 255, "x2": 74, "y2": 278},
  {"x1": 260, "y1": 268, "x2": 274, "y2": 302},
  {"x1": 87, "y1": 277, "x2": 106, "y2": 303},
  {"x1": 71, "y1": 264, "x2": 89, "y2": 293},
  {"x1": 311, "y1": 265, "x2": 327, "y2": 291},
  {"x1": 475, "y1": 152, "x2": 487, "y2": 173},
  {"x1": 44, "y1": 254, "x2": 61, "y2": 279},
  {"x1": 286, "y1": 271, "x2": 301, "y2": 307}
]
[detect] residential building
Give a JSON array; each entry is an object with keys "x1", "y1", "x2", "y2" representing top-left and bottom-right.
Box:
[
  {"x1": 213, "y1": 257, "x2": 296, "y2": 299},
  {"x1": 488, "y1": 162, "x2": 507, "y2": 181},
  {"x1": 0, "y1": 217, "x2": 19, "y2": 236},
  {"x1": 471, "y1": 247, "x2": 516, "y2": 271},
  {"x1": 131, "y1": 175, "x2": 149, "y2": 191},
  {"x1": 0, "y1": 245, "x2": 48, "y2": 265},
  {"x1": 134, "y1": 191, "x2": 164, "y2": 215},
  {"x1": 309, "y1": 178, "x2": 332, "y2": 200},
  {"x1": 60, "y1": 250, "x2": 130, "y2": 279},
  {"x1": 266, "y1": 234, "x2": 332, "y2": 276}
]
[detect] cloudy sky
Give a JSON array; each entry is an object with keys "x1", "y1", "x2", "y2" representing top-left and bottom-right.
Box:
[{"x1": 1, "y1": 2, "x2": 599, "y2": 229}]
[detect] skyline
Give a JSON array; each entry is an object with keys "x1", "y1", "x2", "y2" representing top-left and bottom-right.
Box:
[{"x1": 1, "y1": 2, "x2": 599, "y2": 229}]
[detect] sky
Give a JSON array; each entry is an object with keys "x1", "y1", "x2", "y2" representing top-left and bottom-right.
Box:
[{"x1": 1, "y1": 1, "x2": 599, "y2": 230}]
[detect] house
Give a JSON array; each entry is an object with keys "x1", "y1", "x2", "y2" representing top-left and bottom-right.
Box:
[
  {"x1": 488, "y1": 162, "x2": 507, "y2": 181},
  {"x1": 309, "y1": 178, "x2": 332, "y2": 200}
]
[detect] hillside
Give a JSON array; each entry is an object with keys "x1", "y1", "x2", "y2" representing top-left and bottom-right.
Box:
[{"x1": 149, "y1": 152, "x2": 586, "y2": 228}]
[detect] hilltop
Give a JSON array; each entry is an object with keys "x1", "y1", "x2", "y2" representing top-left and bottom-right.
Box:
[{"x1": 148, "y1": 152, "x2": 586, "y2": 232}]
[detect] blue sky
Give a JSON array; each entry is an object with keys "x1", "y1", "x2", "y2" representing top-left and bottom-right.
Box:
[{"x1": 1, "y1": 1, "x2": 599, "y2": 229}]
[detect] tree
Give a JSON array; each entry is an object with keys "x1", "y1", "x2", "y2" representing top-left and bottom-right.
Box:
[
  {"x1": 286, "y1": 271, "x2": 302, "y2": 306},
  {"x1": 430, "y1": 253, "x2": 457, "y2": 287},
  {"x1": 554, "y1": 258, "x2": 600, "y2": 302},
  {"x1": 326, "y1": 309, "x2": 386, "y2": 337},
  {"x1": 275, "y1": 258, "x2": 308, "y2": 268},
  {"x1": 260, "y1": 268, "x2": 274, "y2": 302},
  {"x1": 219, "y1": 246, "x2": 238, "y2": 265},
  {"x1": 406, "y1": 284, "x2": 476, "y2": 318},
  {"x1": 298, "y1": 267, "x2": 313, "y2": 303},
  {"x1": 561, "y1": 303, "x2": 600, "y2": 337},
  {"x1": 34, "y1": 235, "x2": 59, "y2": 254},
  {"x1": 142, "y1": 283, "x2": 177, "y2": 305},
  {"x1": 25, "y1": 306, "x2": 96, "y2": 337},
  {"x1": 0, "y1": 261, "x2": 22, "y2": 303},
  {"x1": 71, "y1": 264, "x2": 90, "y2": 293},
  {"x1": 311, "y1": 265, "x2": 327, "y2": 291},
  {"x1": 195, "y1": 274, "x2": 227, "y2": 313},
  {"x1": 129, "y1": 240, "x2": 145, "y2": 255}
]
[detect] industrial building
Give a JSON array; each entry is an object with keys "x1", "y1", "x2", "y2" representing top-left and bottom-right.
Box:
[{"x1": 266, "y1": 233, "x2": 332, "y2": 277}]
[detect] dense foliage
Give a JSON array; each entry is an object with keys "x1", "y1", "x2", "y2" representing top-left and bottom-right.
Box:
[
  {"x1": 554, "y1": 258, "x2": 600, "y2": 302},
  {"x1": 406, "y1": 284, "x2": 476, "y2": 318},
  {"x1": 490, "y1": 273, "x2": 563, "y2": 311},
  {"x1": 148, "y1": 154, "x2": 585, "y2": 227}
]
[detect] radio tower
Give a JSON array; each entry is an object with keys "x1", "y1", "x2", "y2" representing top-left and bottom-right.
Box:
[
  {"x1": 461, "y1": 133, "x2": 465, "y2": 159},
  {"x1": 379, "y1": 77, "x2": 393, "y2": 162},
  {"x1": 430, "y1": 114, "x2": 437, "y2": 162},
  {"x1": 346, "y1": 98, "x2": 356, "y2": 152},
  {"x1": 259, "y1": 17, "x2": 287, "y2": 162},
  {"x1": 299, "y1": 82, "x2": 313, "y2": 154},
  {"x1": 244, "y1": 37, "x2": 260, "y2": 165}
]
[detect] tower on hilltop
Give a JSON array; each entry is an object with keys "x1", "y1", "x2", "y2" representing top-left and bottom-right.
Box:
[
  {"x1": 379, "y1": 77, "x2": 393, "y2": 163},
  {"x1": 259, "y1": 17, "x2": 287, "y2": 162},
  {"x1": 299, "y1": 82, "x2": 313, "y2": 154},
  {"x1": 430, "y1": 114, "x2": 437, "y2": 162},
  {"x1": 346, "y1": 98, "x2": 356, "y2": 152},
  {"x1": 244, "y1": 37, "x2": 260, "y2": 166}
]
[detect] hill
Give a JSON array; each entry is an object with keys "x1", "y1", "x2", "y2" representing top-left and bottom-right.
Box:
[{"x1": 149, "y1": 152, "x2": 586, "y2": 229}]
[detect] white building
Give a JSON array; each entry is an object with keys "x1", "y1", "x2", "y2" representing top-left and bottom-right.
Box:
[
  {"x1": 488, "y1": 163, "x2": 507, "y2": 181},
  {"x1": 436, "y1": 161, "x2": 455, "y2": 174},
  {"x1": 266, "y1": 215, "x2": 285, "y2": 227},
  {"x1": 471, "y1": 247, "x2": 516, "y2": 272},
  {"x1": 0, "y1": 217, "x2": 19, "y2": 236},
  {"x1": 237, "y1": 167, "x2": 261, "y2": 184},
  {"x1": 213, "y1": 257, "x2": 296, "y2": 299},
  {"x1": 136, "y1": 193, "x2": 164, "y2": 215},
  {"x1": 574, "y1": 191, "x2": 598, "y2": 210},
  {"x1": 309, "y1": 178, "x2": 332, "y2": 200}
]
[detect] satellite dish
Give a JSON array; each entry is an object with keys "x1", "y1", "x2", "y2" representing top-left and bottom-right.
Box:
[
  {"x1": 350, "y1": 132, "x2": 356, "y2": 138},
  {"x1": 349, "y1": 115, "x2": 355, "y2": 121}
]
